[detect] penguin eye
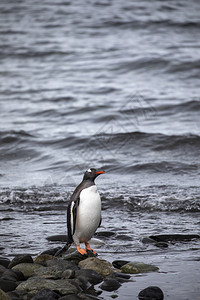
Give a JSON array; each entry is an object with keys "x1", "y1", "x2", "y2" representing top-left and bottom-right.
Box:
[{"x1": 87, "y1": 168, "x2": 92, "y2": 173}]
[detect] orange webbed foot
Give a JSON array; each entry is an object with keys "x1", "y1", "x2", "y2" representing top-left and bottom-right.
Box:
[
  {"x1": 85, "y1": 242, "x2": 97, "y2": 255},
  {"x1": 76, "y1": 245, "x2": 87, "y2": 255}
]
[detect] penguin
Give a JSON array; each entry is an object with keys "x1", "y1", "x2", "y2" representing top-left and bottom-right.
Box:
[{"x1": 55, "y1": 168, "x2": 105, "y2": 256}]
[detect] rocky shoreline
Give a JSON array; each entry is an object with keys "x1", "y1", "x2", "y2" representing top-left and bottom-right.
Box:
[{"x1": 0, "y1": 246, "x2": 162, "y2": 300}]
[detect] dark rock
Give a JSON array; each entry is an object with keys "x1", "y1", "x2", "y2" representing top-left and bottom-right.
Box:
[
  {"x1": 108, "y1": 272, "x2": 131, "y2": 283},
  {"x1": 31, "y1": 288, "x2": 60, "y2": 300},
  {"x1": 0, "y1": 279, "x2": 18, "y2": 292},
  {"x1": 112, "y1": 260, "x2": 130, "y2": 269},
  {"x1": 64, "y1": 250, "x2": 96, "y2": 264},
  {"x1": 95, "y1": 231, "x2": 116, "y2": 238},
  {"x1": 100, "y1": 278, "x2": 121, "y2": 291},
  {"x1": 155, "y1": 242, "x2": 168, "y2": 248},
  {"x1": 8, "y1": 255, "x2": 33, "y2": 269},
  {"x1": 141, "y1": 237, "x2": 157, "y2": 244},
  {"x1": 149, "y1": 234, "x2": 200, "y2": 242},
  {"x1": 0, "y1": 265, "x2": 7, "y2": 277},
  {"x1": 0, "y1": 257, "x2": 10, "y2": 268},
  {"x1": 60, "y1": 295, "x2": 80, "y2": 300},
  {"x1": 75, "y1": 269, "x2": 103, "y2": 285},
  {"x1": 7, "y1": 291, "x2": 24, "y2": 300},
  {"x1": 46, "y1": 235, "x2": 68, "y2": 242},
  {"x1": 138, "y1": 286, "x2": 164, "y2": 300},
  {"x1": 2, "y1": 269, "x2": 22, "y2": 282},
  {"x1": 40, "y1": 247, "x2": 63, "y2": 256}
]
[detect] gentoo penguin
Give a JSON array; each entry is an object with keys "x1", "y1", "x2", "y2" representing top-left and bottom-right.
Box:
[{"x1": 55, "y1": 168, "x2": 105, "y2": 256}]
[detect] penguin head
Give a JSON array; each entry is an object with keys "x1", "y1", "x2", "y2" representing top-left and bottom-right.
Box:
[{"x1": 83, "y1": 168, "x2": 105, "y2": 182}]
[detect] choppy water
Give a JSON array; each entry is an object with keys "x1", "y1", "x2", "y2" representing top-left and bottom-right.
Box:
[{"x1": 0, "y1": 0, "x2": 200, "y2": 299}]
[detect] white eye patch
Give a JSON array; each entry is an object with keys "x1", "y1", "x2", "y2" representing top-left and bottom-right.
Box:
[{"x1": 87, "y1": 168, "x2": 92, "y2": 173}]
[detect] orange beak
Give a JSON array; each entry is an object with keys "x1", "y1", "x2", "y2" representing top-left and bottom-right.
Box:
[{"x1": 95, "y1": 170, "x2": 105, "y2": 174}]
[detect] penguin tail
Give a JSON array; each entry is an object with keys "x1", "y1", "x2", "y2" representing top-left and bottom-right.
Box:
[{"x1": 54, "y1": 242, "x2": 72, "y2": 257}]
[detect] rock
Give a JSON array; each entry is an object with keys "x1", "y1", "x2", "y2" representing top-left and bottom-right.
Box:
[
  {"x1": 1, "y1": 269, "x2": 24, "y2": 282},
  {"x1": 108, "y1": 272, "x2": 131, "y2": 283},
  {"x1": 0, "y1": 289, "x2": 11, "y2": 300},
  {"x1": 12, "y1": 263, "x2": 41, "y2": 278},
  {"x1": 0, "y1": 258, "x2": 10, "y2": 268},
  {"x1": 8, "y1": 255, "x2": 33, "y2": 269},
  {"x1": 112, "y1": 260, "x2": 130, "y2": 269},
  {"x1": 0, "y1": 265, "x2": 7, "y2": 277},
  {"x1": 7, "y1": 291, "x2": 23, "y2": 300},
  {"x1": 100, "y1": 278, "x2": 121, "y2": 291},
  {"x1": 149, "y1": 234, "x2": 200, "y2": 242},
  {"x1": 64, "y1": 250, "x2": 96, "y2": 264},
  {"x1": 31, "y1": 288, "x2": 60, "y2": 300},
  {"x1": 138, "y1": 286, "x2": 164, "y2": 300},
  {"x1": 95, "y1": 231, "x2": 116, "y2": 238},
  {"x1": 79, "y1": 257, "x2": 116, "y2": 277},
  {"x1": 16, "y1": 277, "x2": 80, "y2": 295},
  {"x1": 40, "y1": 247, "x2": 63, "y2": 256},
  {"x1": 34, "y1": 254, "x2": 55, "y2": 266},
  {"x1": 75, "y1": 269, "x2": 103, "y2": 285},
  {"x1": 120, "y1": 262, "x2": 159, "y2": 274},
  {"x1": 46, "y1": 235, "x2": 68, "y2": 242},
  {"x1": 155, "y1": 242, "x2": 168, "y2": 248},
  {"x1": 141, "y1": 237, "x2": 168, "y2": 248},
  {"x1": 0, "y1": 279, "x2": 18, "y2": 292},
  {"x1": 34, "y1": 258, "x2": 78, "y2": 278}
]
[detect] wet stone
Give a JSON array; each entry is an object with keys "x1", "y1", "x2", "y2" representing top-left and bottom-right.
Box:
[
  {"x1": 8, "y1": 255, "x2": 33, "y2": 269},
  {"x1": 0, "y1": 279, "x2": 18, "y2": 292},
  {"x1": 108, "y1": 272, "x2": 131, "y2": 283},
  {"x1": 0, "y1": 257, "x2": 10, "y2": 268},
  {"x1": 138, "y1": 286, "x2": 164, "y2": 300},
  {"x1": 46, "y1": 234, "x2": 68, "y2": 242},
  {"x1": 12, "y1": 263, "x2": 42, "y2": 278},
  {"x1": 31, "y1": 288, "x2": 60, "y2": 300},
  {"x1": 95, "y1": 231, "x2": 116, "y2": 238},
  {"x1": 149, "y1": 234, "x2": 200, "y2": 242},
  {"x1": 120, "y1": 262, "x2": 159, "y2": 274},
  {"x1": 1, "y1": 269, "x2": 24, "y2": 282},
  {"x1": 75, "y1": 269, "x2": 103, "y2": 285},
  {"x1": 0, "y1": 265, "x2": 7, "y2": 277},
  {"x1": 79, "y1": 257, "x2": 116, "y2": 277},
  {"x1": 40, "y1": 247, "x2": 63, "y2": 256},
  {"x1": 112, "y1": 260, "x2": 130, "y2": 269},
  {"x1": 100, "y1": 278, "x2": 121, "y2": 292}
]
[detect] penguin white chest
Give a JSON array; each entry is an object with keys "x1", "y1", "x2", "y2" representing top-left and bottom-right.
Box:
[{"x1": 73, "y1": 185, "x2": 101, "y2": 244}]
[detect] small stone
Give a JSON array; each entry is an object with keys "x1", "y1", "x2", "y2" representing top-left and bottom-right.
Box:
[
  {"x1": 2, "y1": 269, "x2": 21, "y2": 282},
  {"x1": 138, "y1": 286, "x2": 164, "y2": 300},
  {"x1": 31, "y1": 288, "x2": 60, "y2": 300},
  {"x1": 0, "y1": 257, "x2": 10, "y2": 268},
  {"x1": 8, "y1": 255, "x2": 33, "y2": 269},
  {"x1": 12, "y1": 263, "x2": 41, "y2": 278},
  {"x1": 79, "y1": 257, "x2": 117, "y2": 277},
  {"x1": 149, "y1": 234, "x2": 200, "y2": 242},
  {"x1": 112, "y1": 260, "x2": 130, "y2": 269},
  {"x1": 34, "y1": 254, "x2": 55, "y2": 266},
  {"x1": 100, "y1": 279, "x2": 121, "y2": 291},
  {"x1": 95, "y1": 231, "x2": 116, "y2": 238},
  {"x1": 0, "y1": 288, "x2": 11, "y2": 300},
  {"x1": 75, "y1": 269, "x2": 103, "y2": 285},
  {"x1": 0, "y1": 279, "x2": 18, "y2": 292},
  {"x1": 108, "y1": 272, "x2": 131, "y2": 283},
  {"x1": 120, "y1": 262, "x2": 159, "y2": 274},
  {"x1": 64, "y1": 250, "x2": 96, "y2": 264},
  {"x1": 46, "y1": 235, "x2": 68, "y2": 242},
  {"x1": 155, "y1": 242, "x2": 168, "y2": 248}
]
